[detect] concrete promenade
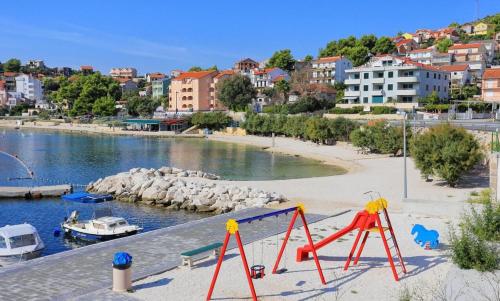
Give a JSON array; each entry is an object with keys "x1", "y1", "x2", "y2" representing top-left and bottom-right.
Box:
[
  {"x1": 0, "y1": 208, "x2": 327, "y2": 300},
  {"x1": 0, "y1": 185, "x2": 72, "y2": 198}
]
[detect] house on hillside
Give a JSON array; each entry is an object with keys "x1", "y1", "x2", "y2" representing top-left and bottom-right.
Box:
[
  {"x1": 146, "y1": 72, "x2": 166, "y2": 83},
  {"x1": 406, "y1": 48, "x2": 435, "y2": 65},
  {"x1": 439, "y1": 64, "x2": 471, "y2": 89},
  {"x1": 448, "y1": 43, "x2": 487, "y2": 80},
  {"x1": 310, "y1": 56, "x2": 352, "y2": 84},
  {"x1": 233, "y1": 58, "x2": 259, "y2": 76},
  {"x1": 396, "y1": 39, "x2": 419, "y2": 55},
  {"x1": 152, "y1": 77, "x2": 170, "y2": 99},
  {"x1": 473, "y1": 22, "x2": 494, "y2": 36},
  {"x1": 115, "y1": 78, "x2": 138, "y2": 93},
  {"x1": 80, "y1": 66, "x2": 94, "y2": 75},
  {"x1": 482, "y1": 68, "x2": 500, "y2": 102},
  {"x1": 210, "y1": 70, "x2": 234, "y2": 110}
]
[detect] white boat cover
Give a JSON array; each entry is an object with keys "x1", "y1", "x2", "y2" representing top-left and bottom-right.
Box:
[{"x1": 0, "y1": 224, "x2": 38, "y2": 239}]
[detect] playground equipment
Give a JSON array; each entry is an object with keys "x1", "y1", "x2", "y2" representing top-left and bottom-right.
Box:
[
  {"x1": 206, "y1": 204, "x2": 326, "y2": 301},
  {"x1": 411, "y1": 224, "x2": 439, "y2": 250},
  {"x1": 297, "y1": 195, "x2": 406, "y2": 281}
]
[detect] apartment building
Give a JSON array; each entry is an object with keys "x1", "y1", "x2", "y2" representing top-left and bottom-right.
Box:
[
  {"x1": 482, "y1": 68, "x2": 500, "y2": 103},
  {"x1": 2, "y1": 72, "x2": 18, "y2": 92},
  {"x1": 448, "y1": 43, "x2": 487, "y2": 80},
  {"x1": 431, "y1": 53, "x2": 453, "y2": 66},
  {"x1": 152, "y1": 77, "x2": 170, "y2": 99},
  {"x1": 168, "y1": 70, "x2": 218, "y2": 112},
  {"x1": 233, "y1": 58, "x2": 259, "y2": 76},
  {"x1": 406, "y1": 48, "x2": 435, "y2": 65},
  {"x1": 210, "y1": 70, "x2": 234, "y2": 110},
  {"x1": 15, "y1": 74, "x2": 43, "y2": 102},
  {"x1": 115, "y1": 78, "x2": 138, "y2": 93},
  {"x1": 110, "y1": 67, "x2": 138, "y2": 78},
  {"x1": 344, "y1": 55, "x2": 450, "y2": 105},
  {"x1": 250, "y1": 67, "x2": 289, "y2": 88},
  {"x1": 439, "y1": 65, "x2": 471, "y2": 89},
  {"x1": 310, "y1": 56, "x2": 352, "y2": 84},
  {"x1": 146, "y1": 72, "x2": 166, "y2": 83}
]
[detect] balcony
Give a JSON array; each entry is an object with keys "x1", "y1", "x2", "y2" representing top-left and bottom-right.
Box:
[
  {"x1": 371, "y1": 90, "x2": 383, "y2": 96},
  {"x1": 345, "y1": 90, "x2": 360, "y2": 97},
  {"x1": 345, "y1": 78, "x2": 361, "y2": 85},
  {"x1": 397, "y1": 89, "x2": 417, "y2": 96},
  {"x1": 371, "y1": 77, "x2": 385, "y2": 84},
  {"x1": 398, "y1": 76, "x2": 418, "y2": 83}
]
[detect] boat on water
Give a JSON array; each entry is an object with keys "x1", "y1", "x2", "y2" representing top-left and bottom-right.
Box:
[
  {"x1": 0, "y1": 224, "x2": 45, "y2": 266},
  {"x1": 61, "y1": 192, "x2": 142, "y2": 241}
]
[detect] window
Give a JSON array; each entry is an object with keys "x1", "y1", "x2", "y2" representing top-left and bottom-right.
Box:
[
  {"x1": 402, "y1": 83, "x2": 413, "y2": 89},
  {"x1": 354, "y1": 85, "x2": 360, "y2": 91},
  {"x1": 402, "y1": 96, "x2": 413, "y2": 102},
  {"x1": 438, "y1": 86, "x2": 441, "y2": 92},
  {"x1": 182, "y1": 88, "x2": 187, "y2": 92},
  {"x1": 182, "y1": 96, "x2": 187, "y2": 100},
  {"x1": 377, "y1": 72, "x2": 384, "y2": 78},
  {"x1": 363, "y1": 97, "x2": 368, "y2": 103},
  {"x1": 438, "y1": 74, "x2": 441, "y2": 80},
  {"x1": 182, "y1": 104, "x2": 187, "y2": 108},
  {"x1": 363, "y1": 85, "x2": 369, "y2": 91},
  {"x1": 354, "y1": 73, "x2": 360, "y2": 79},
  {"x1": 426, "y1": 84, "x2": 429, "y2": 91},
  {"x1": 388, "y1": 84, "x2": 393, "y2": 91},
  {"x1": 433, "y1": 73, "x2": 436, "y2": 79},
  {"x1": 188, "y1": 96, "x2": 193, "y2": 100},
  {"x1": 187, "y1": 88, "x2": 193, "y2": 92},
  {"x1": 426, "y1": 72, "x2": 429, "y2": 78},
  {"x1": 444, "y1": 87, "x2": 447, "y2": 92},
  {"x1": 9, "y1": 234, "x2": 36, "y2": 248},
  {"x1": 0, "y1": 237, "x2": 5, "y2": 248},
  {"x1": 388, "y1": 71, "x2": 393, "y2": 78},
  {"x1": 445, "y1": 75, "x2": 448, "y2": 80},
  {"x1": 433, "y1": 85, "x2": 436, "y2": 91},
  {"x1": 363, "y1": 73, "x2": 369, "y2": 79}
]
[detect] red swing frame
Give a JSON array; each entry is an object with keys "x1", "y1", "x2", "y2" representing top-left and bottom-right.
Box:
[{"x1": 206, "y1": 205, "x2": 326, "y2": 301}]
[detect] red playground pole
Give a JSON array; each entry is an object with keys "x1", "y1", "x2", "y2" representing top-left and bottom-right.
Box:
[
  {"x1": 234, "y1": 230, "x2": 258, "y2": 300},
  {"x1": 206, "y1": 232, "x2": 231, "y2": 301},
  {"x1": 299, "y1": 211, "x2": 326, "y2": 285}
]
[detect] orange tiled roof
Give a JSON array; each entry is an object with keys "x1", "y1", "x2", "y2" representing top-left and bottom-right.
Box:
[
  {"x1": 80, "y1": 65, "x2": 93, "y2": 70},
  {"x1": 214, "y1": 70, "x2": 234, "y2": 79},
  {"x1": 272, "y1": 75, "x2": 287, "y2": 82},
  {"x1": 396, "y1": 39, "x2": 415, "y2": 46},
  {"x1": 172, "y1": 70, "x2": 217, "y2": 81},
  {"x1": 253, "y1": 68, "x2": 278, "y2": 75},
  {"x1": 438, "y1": 64, "x2": 469, "y2": 72},
  {"x1": 483, "y1": 68, "x2": 500, "y2": 79},
  {"x1": 149, "y1": 72, "x2": 165, "y2": 79},
  {"x1": 3, "y1": 72, "x2": 18, "y2": 77},
  {"x1": 315, "y1": 56, "x2": 342, "y2": 63},
  {"x1": 448, "y1": 43, "x2": 482, "y2": 50}
]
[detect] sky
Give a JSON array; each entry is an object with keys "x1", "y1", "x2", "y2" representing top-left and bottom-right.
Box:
[{"x1": 1, "y1": 0, "x2": 499, "y2": 75}]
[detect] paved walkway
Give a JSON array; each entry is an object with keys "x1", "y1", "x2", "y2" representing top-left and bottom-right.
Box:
[{"x1": 0, "y1": 208, "x2": 326, "y2": 301}]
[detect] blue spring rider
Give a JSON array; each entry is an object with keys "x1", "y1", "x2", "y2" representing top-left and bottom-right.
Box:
[{"x1": 411, "y1": 224, "x2": 439, "y2": 249}]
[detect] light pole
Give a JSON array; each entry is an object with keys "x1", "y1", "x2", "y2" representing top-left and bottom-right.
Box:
[
  {"x1": 175, "y1": 91, "x2": 179, "y2": 116},
  {"x1": 402, "y1": 111, "x2": 408, "y2": 200}
]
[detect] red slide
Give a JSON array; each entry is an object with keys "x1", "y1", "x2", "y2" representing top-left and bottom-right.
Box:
[{"x1": 296, "y1": 210, "x2": 375, "y2": 262}]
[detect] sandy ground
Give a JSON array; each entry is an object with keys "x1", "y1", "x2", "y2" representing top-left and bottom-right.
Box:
[{"x1": 127, "y1": 212, "x2": 498, "y2": 301}]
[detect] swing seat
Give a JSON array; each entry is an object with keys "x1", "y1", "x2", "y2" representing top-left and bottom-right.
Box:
[{"x1": 250, "y1": 265, "x2": 265, "y2": 279}]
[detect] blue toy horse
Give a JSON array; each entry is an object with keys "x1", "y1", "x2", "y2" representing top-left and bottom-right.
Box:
[{"x1": 411, "y1": 224, "x2": 439, "y2": 249}]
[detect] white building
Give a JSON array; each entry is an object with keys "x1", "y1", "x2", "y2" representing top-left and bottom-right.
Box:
[
  {"x1": 6, "y1": 92, "x2": 23, "y2": 108},
  {"x1": 109, "y1": 67, "x2": 138, "y2": 78},
  {"x1": 406, "y1": 48, "x2": 435, "y2": 65},
  {"x1": 439, "y1": 65, "x2": 471, "y2": 89},
  {"x1": 310, "y1": 56, "x2": 352, "y2": 84},
  {"x1": 344, "y1": 55, "x2": 450, "y2": 106},
  {"x1": 15, "y1": 74, "x2": 43, "y2": 103},
  {"x1": 250, "y1": 67, "x2": 290, "y2": 89}
]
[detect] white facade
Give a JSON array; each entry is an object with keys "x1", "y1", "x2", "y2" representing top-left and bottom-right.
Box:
[
  {"x1": 110, "y1": 68, "x2": 138, "y2": 78},
  {"x1": 7, "y1": 92, "x2": 23, "y2": 108},
  {"x1": 250, "y1": 68, "x2": 290, "y2": 89},
  {"x1": 406, "y1": 49, "x2": 434, "y2": 65},
  {"x1": 344, "y1": 55, "x2": 450, "y2": 105},
  {"x1": 15, "y1": 74, "x2": 43, "y2": 102},
  {"x1": 310, "y1": 56, "x2": 352, "y2": 84}
]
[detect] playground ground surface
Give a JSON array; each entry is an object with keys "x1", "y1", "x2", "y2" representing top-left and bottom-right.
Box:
[{"x1": 96, "y1": 211, "x2": 499, "y2": 301}]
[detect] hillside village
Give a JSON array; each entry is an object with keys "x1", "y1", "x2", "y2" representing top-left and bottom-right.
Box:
[{"x1": 0, "y1": 14, "x2": 499, "y2": 118}]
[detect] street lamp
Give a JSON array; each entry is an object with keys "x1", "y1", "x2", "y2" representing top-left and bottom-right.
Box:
[
  {"x1": 175, "y1": 91, "x2": 179, "y2": 116},
  {"x1": 399, "y1": 110, "x2": 408, "y2": 200}
]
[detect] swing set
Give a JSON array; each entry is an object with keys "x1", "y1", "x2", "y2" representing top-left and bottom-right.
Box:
[{"x1": 206, "y1": 204, "x2": 326, "y2": 301}]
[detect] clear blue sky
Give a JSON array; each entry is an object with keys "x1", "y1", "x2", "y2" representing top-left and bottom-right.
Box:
[{"x1": 1, "y1": 0, "x2": 499, "y2": 75}]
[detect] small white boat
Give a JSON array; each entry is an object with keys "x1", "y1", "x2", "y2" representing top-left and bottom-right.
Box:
[
  {"x1": 0, "y1": 224, "x2": 45, "y2": 266},
  {"x1": 62, "y1": 211, "x2": 142, "y2": 241}
]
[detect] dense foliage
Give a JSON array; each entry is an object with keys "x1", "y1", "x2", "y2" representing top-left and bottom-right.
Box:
[
  {"x1": 410, "y1": 124, "x2": 483, "y2": 186},
  {"x1": 319, "y1": 35, "x2": 396, "y2": 67},
  {"x1": 265, "y1": 49, "x2": 295, "y2": 72},
  {"x1": 436, "y1": 38, "x2": 454, "y2": 53},
  {"x1": 50, "y1": 73, "x2": 121, "y2": 116},
  {"x1": 92, "y1": 96, "x2": 116, "y2": 116},
  {"x1": 122, "y1": 92, "x2": 162, "y2": 117},
  {"x1": 330, "y1": 106, "x2": 364, "y2": 114},
  {"x1": 8, "y1": 103, "x2": 32, "y2": 116},
  {"x1": 3, "y1": 58, "x2": 21, "y2": 72},
  {"x1": 263, "y1": 96, "x2": 335, "y2": 114},
  {"x1": 450, "y1": 198, "x2": 499, "y2": 271},
  {"x1": 350, "y1": 120, "x2": 407, "y2": 155},
  {"x1": 242, "y1": 113, "x2": 358, "y2": 144},
  {"x1": 216, "y1": 75, "x2": 256, "y2": 111},
  {"x1": 190, "y1": 112, "x2": 232, "y2": 130}
]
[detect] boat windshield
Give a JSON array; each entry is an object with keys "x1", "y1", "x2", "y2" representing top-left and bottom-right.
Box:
[
  {"x1": 9, "y1": 234, "x2": 36, "y2": 248},
  {"x1": 0, "y1": 236, "x2": 6, "y2": 248}
]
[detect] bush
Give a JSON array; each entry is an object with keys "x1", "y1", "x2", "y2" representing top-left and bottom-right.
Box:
[
  {"x1": 263, "y1": 96, "x2": 334, "y2": 114},
  {"x1": 37, "y1": 110, "x2": 50, "y2": 120},
  {"x1": 450, "y1": 199, "x2": 499, "y2": 272},
  {"x1": 190, "y1": 112, "x2": 232, "y2": 130},
  {"x1": 350, "y1": 120, "x2": 406, "y2": 155},
  {"x1": 242, "y1": 113, "x2": 358, "y2": 143},
  {"x1": 371, "y1": 106, "x2": 397, "y2": 115},
  {"x1": 330, "y1": 106, "x2": 364, "y2": 114},
  {"x1": 410, "y1": 124, "x2": 483, "y2": 186}
]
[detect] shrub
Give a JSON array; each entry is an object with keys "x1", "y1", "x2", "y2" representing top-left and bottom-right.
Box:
[
  {"x1": 371, "y1": 106, "x2": 397, "y2": 115},
  {"x1": 450, "y1": 199, "x2": 499, "y2": 272},
  {"x1": 410, "y1": 124, "x2": 483, "y2": 186},
  {"x1": 37, "y1": 110, "x2": 50, "y2": 120},
  {"x1": 330, "y1": 106, "x2": 364, "y2": 114},
  {"x1": 350, "y1": 120, "x2": 406, "y2": 155},
  {"x1": 191, "y1": 112, "x2": 232, "y2": 130}
]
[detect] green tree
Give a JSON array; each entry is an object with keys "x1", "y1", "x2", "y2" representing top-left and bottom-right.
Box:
[
  {"x1": 190, "y1": 112, "x2": 231, "y2": 130},
  {"x1": 43, "y1": 77, "x2": 60, "y2": 92},
  {"x1": 216, "y1": 75, "x2": 256, "y2": 111},
  {"x1": 449, "y1": 22, "x2": 460, "y2": 28},
  {"x1": 436, "y1": 38, "x2": 454, "y2": 53},
  {"x1": 274, "y1": 79, "x2": 291, "y2": 102},
  {"x1": 266, "y1": 49, "x2": 295, "y2": 72},
  {"x1": 358, "y1": 34, "x2": 378, "y2": 50},
  {"x1": 188, "y1": 66, "x2": 203, "y2": 72},
  {"x1": 410, "y1": 124, "x2": 483, "y2": 186},
  {"x1": 304, "y1": 55, "x2": 313, "y2": 62},
  {"x1": 347, "y1": 46, "x2": 370, "y2": 67},
  {"x1": 4, "y1": 58, "x2": 21, "y2": 72},
  {"x1": 92, "y1": 96, "x2": 116, "y2": 116},
  {"x1": 372, "y1": 37, "x2": 396, "y2": 55},
  {"x1": 124, "y1": 92, "x2": 160, "y2": 117}
]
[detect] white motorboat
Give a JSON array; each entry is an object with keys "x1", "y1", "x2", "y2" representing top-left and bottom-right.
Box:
[
  {"x1": 62, "y1": 210, "x2": 142, "y2": 241},
  {"x1": 0, "y1": 224, "x2": 45, "y2": 266}
]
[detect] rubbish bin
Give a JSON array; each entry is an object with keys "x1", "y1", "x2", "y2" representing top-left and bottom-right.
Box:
[{"x1": 112, "y1": 252, "x2": 133, "y2": 292}]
